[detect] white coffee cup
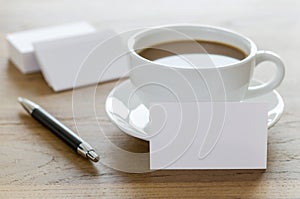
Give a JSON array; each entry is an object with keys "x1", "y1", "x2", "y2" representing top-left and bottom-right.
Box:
[{"x1": 128, "y1": 25, "x2": 285, "y2": 102}]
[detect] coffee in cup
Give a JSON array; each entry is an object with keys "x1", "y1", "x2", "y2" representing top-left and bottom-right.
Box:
[
  {"x1": 128, "y1": 25, "x2": 285, "y2": 103},
  {"x1": 138, "y1": 40, "x2": 247, "y2": 68}
]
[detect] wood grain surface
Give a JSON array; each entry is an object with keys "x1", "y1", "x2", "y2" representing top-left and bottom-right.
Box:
[{"x1": 0, "y1": 0, "x2": 300, "y2": 198}]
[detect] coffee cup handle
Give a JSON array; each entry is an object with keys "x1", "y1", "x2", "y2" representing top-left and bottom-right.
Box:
[{"x1": 246, "y1": 50, "x2": 285, "y2": 98}]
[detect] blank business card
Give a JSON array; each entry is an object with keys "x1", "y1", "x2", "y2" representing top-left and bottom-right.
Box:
[
  {"x1": 6, "y1": 21, "x2": 96, "y2": 74},
  {"x1": 33, "y1": 30, "x2": 129, "y2": 92},
  {"x1": 149, "y1": 102, "x2": 268, "y2": 170}
]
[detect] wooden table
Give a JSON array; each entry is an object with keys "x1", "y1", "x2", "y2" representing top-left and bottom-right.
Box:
[{"x1": 0, "y1": 0, "x2": 300, "y2": 198}]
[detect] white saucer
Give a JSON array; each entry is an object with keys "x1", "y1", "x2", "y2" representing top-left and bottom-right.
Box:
[{"x1": 105, "y1": 79, "x2": 284, "y2": 141}]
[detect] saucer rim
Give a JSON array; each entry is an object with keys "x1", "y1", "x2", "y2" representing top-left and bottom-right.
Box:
[{"x1": 105, "y1": 79, "x2": 284, "y2": 141}]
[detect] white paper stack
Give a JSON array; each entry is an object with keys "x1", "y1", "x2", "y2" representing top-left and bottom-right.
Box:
[
  {"x1": 33, "y1": 30, "x2": 128, "y2": 91},
  {"x1": 6, "y1": 21, "x2": 96, "y2": 74},
  {"x1": 6, "y1": 22, "x2": 129, "y2": 91}
]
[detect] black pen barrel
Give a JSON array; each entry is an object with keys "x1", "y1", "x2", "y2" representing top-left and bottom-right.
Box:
[{"x1": 31, "y1": 108, "x2": 82, "y2": 151}]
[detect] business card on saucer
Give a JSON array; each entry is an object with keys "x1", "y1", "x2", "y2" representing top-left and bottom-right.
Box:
[{"x1": 149, "y1": 102, "x2": 268, "y2": 170}]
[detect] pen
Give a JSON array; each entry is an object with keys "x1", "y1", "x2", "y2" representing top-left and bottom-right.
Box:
[{"x1": 18, "y1": 97, "x2": 99, "y2": 162}]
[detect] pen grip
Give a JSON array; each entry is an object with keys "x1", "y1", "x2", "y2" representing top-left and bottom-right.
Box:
[{"x1": 31, "y1": 108, "x2": 82, "y2": 151}]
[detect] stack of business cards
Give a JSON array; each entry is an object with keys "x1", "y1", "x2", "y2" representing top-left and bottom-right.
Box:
[{"x1": 6, "y1": 21, "x2": 128, "y2": 91}]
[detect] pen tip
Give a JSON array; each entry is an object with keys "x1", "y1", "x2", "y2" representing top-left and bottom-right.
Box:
[{"x1": 87, "y1": 151, "x2": 100, "y2": 162}]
